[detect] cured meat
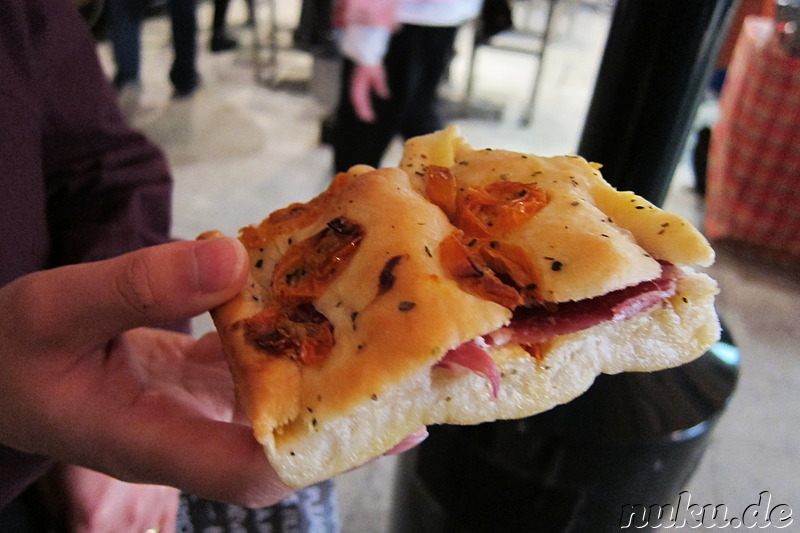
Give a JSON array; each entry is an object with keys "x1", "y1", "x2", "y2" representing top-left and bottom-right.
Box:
[
  {"x1": 437, "y1": 264, "x2": 681, "y2": 396},
  {"x1": 489, "y1": 264, "x2": 681, "y2": 346},
  {"x1": 435, "y1": 340, "x2": 501, "y2": 399}
]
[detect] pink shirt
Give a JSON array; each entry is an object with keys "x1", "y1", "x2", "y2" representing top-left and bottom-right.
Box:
[{"x1": 335, "y1": 0, "x2": 482, "y2": 64}]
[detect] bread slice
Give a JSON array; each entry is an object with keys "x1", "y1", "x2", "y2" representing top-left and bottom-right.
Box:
[{"x1": 203, "y1": 128, "x2": 719, "y2": 488}]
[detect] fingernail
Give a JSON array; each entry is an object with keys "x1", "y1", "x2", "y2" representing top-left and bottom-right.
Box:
[
  {"x1": 193, "y1": 237, "x2": 247, "y2": 294},
  {"x1": 384, "y1": 426, "x2": 429, "y2": 456}
]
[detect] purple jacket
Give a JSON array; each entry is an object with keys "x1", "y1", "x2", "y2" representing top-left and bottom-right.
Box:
[{"x1": 0, "y1": 0, "x2": 174, "y2": 509}]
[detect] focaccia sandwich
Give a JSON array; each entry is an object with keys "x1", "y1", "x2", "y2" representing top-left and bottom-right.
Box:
[{"x1": 201, "y1": 127, "x2": 719, "y2": 488}]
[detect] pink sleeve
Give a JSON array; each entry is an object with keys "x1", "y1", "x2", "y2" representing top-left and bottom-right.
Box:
[{"x1": 333, "y1": 0, "x2": 399, "y2": 30}]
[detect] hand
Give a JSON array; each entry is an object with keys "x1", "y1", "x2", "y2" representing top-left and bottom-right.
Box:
[
  {"x1": 350, "y1": 63, "x2": 390, "y2": 123},
  {"x1": 38, "y1": 464, "x2": 179, "y2": 533},
  {"x1": 0, "y1": 238, "x2": 292, "y2": 508}
]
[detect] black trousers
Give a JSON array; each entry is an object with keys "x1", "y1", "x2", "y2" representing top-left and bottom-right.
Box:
[{"x1": 332, "y1": 24, "x2": 458, "y2": 172}]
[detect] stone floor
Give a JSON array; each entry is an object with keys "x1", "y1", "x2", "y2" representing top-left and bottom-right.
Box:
[{"x1": 96, "y1": 0, "x2": 799, "y2": 530}]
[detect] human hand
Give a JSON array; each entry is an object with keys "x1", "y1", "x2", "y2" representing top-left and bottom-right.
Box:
[
  {"x1": 38, "y1": 464, "x2": 179, "y2": 533},
  {"x1": 0, "y1": 238, "x2": 427, "y2": 511},
  {"x1": 350, "y1": 63, "x2": 390, "y2": 122},
  {"x1": 0, "y1": 238, "x2": 292, "y2": 508}
]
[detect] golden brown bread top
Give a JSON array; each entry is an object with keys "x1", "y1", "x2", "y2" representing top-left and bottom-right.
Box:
[
  {"x1": 211, "y1": 167, "x2": 511, "y2": 446},
  {"x1": 399, "y1": 127, "x2": 714, "y2": 302}
]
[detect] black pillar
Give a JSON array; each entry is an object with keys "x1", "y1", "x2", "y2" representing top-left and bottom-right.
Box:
[{"x1": 577, "y1": 0, "x2": 740, "y2": 206}]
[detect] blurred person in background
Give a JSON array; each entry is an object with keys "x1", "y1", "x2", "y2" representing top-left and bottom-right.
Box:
[
  {"x1": 209, "y1": 0, "x2": 255, "y2": 52},
  {"x1": 330, "y1": 0, "x2": 483, "y2": 172},
  {"x1": 108, "y1": 0, "x2": 200, "y2": 96}
]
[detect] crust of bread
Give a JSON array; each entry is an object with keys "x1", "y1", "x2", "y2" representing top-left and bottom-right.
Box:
[{"x1": 266, "y1": 268, "x2": 719, "y2": 487}]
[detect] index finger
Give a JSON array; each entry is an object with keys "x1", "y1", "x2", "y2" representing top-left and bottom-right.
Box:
[{"x1": 98, "y1": 414, "x2": 294, "y2": 509}]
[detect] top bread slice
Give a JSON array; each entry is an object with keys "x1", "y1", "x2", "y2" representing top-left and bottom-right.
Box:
[{"x1": 204, "y1": 127, "x2": 719, "y2": 488}]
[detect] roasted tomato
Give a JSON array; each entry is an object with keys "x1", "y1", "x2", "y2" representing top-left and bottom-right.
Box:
[
  {"x1": 439, "y1": 233, "x2": 524, "y2": 309},
  {"x1": 458, "y1": 181, "x2": 547, "y2": 238},
  {"x1": 522, "y1": 343, "x2": 547, "y2": 361},
  {"x1": 272, "y1": 217, "x2": 364, "y2": 303},
  {"x1": 477, "y1": 239, "x2": 541, "y2": 304},
  {"x1": 240, "y1": 174, "x2": 352, "y2": 248},
  {"x1": 424, "y1": 165, "x2": 459, "y2": 221},
  {"x1": 244, "y1": 303, "x2": 334, "y2": 365}
]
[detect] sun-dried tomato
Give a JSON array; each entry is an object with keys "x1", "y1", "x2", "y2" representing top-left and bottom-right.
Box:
[
  {"x1": 439, "y1": 233, "x2": 523, "y2": 309},
  {"x1": 458, "y1": 181, "x2": 547, "y2": 238},
  {"x1": 244, "y1": 303, "x2": 334, "y2": 365},
  {"x1": 477, "y1": 240, "x2": 540, "y2": 304},
  {"x1": 424, "y1": 165, "x2": 459, "y2": 221},
  {"x1": 522, "y1": 343, "x2": 547, "y2": 361},
  {"x1": 272, "y1": 217, "x2": 364, "y2": 303},
  {"x1": 240, "y1": 174, "x2": 353, "y2": 249}
]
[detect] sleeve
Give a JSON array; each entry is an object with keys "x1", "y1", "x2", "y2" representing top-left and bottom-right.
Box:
[
  {"x1": 334, "y1": 0, "x2": 398, "y2": 65},
  {"x1": 339, "y1": 26, "x2": 393, "y2": 65},
  {"x1": 38, "y1": 0, "x2": 175, "y2": 267},
  {"x1": 38, "y1": 0, "x2": 189, "y2": 334}
]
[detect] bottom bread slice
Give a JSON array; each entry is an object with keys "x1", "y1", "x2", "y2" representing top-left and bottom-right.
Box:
[{"x1": 264, "y1": 268, "x2": 719, "y2": 488}]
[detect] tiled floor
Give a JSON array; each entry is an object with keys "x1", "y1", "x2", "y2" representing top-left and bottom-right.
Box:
[{"x1": 97, "y1": 1, "x2": 799, "y2": 530}]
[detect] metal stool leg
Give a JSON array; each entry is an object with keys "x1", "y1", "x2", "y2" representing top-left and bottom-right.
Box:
[
  {"x1": 252, "y1": 0, "x2": 278, "y2": 86},
  {"x1": 521, "y1": 0, "x2": 557, "y2": 126},
  {"x1": 463, "y1": 0, "x2": 560, "y2": 127}
]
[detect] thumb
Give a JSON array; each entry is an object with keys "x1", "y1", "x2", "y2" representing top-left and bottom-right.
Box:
[{"x1": 9, "y1": 238, "x2": 248, "y2": 347}]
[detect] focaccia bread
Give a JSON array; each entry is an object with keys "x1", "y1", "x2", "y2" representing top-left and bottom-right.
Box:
[{"x1": 203, "y1": 127, "x2": 719, "y2": 488}]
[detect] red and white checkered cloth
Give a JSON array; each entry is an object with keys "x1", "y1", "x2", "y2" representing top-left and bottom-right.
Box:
[{"x1": 705, "y1": 16, "x2": 800, "y2": 264}]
